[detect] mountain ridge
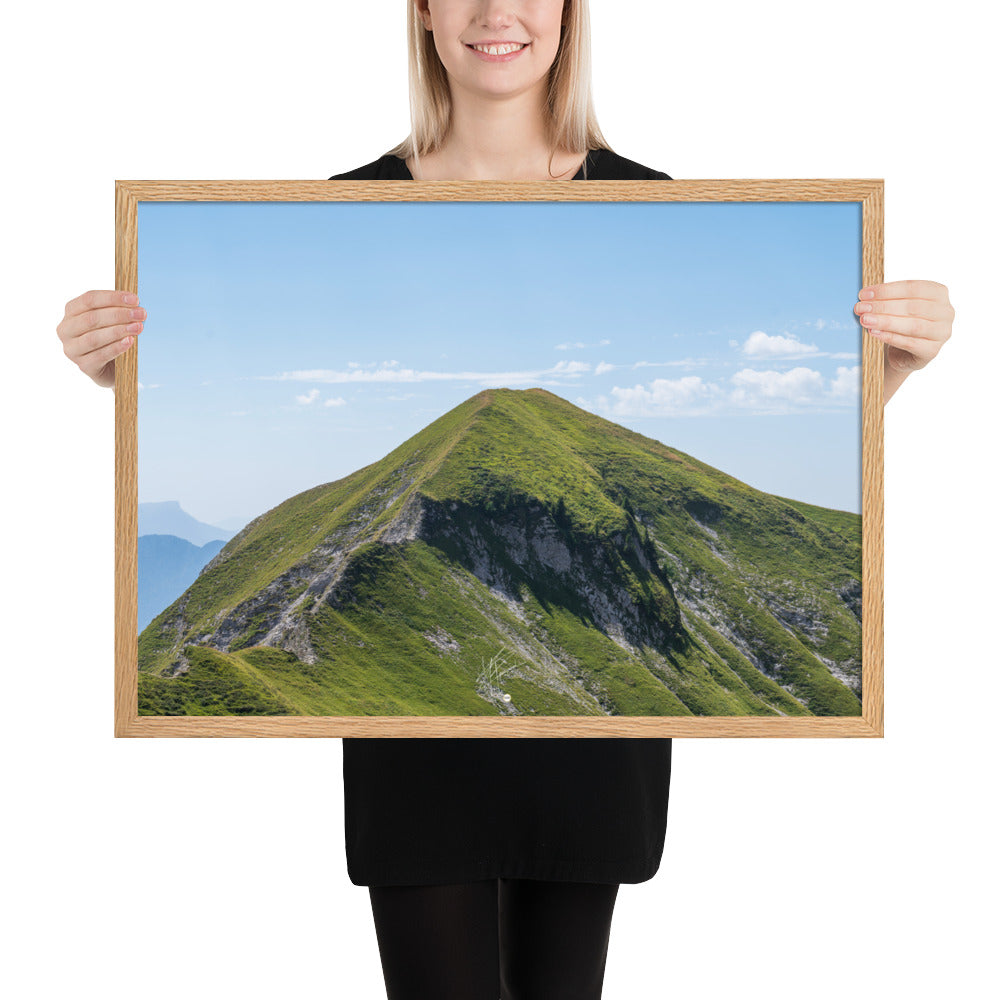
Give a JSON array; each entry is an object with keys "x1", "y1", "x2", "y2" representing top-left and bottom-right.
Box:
[{"x1": 138, "y1": 500, "x2": 234, "y2": 546}]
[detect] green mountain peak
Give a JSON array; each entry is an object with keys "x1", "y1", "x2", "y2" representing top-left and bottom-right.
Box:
[{"x1": 137, "y1": 388, "x2": 863, "y2": 719}]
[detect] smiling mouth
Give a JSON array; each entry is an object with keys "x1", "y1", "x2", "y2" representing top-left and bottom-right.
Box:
[{"x1": 466, "y1": 42, "x2": 529, "y2": 55}]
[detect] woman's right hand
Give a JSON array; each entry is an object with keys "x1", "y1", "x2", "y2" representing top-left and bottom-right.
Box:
[{"x1": 56, "y1": 290, "x2": 146, "y2": 389}]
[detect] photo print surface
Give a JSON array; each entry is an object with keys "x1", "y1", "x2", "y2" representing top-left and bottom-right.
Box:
[{"x1": 136, "y1": 197, "x2": 864, "y2": 719}]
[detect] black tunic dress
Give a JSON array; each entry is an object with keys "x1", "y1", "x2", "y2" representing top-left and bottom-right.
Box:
[{"x1": 329, "y1": 147, "x2": 674, "y2": 887}]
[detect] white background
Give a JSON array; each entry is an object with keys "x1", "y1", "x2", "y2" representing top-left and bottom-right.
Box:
[{"x1": 4, "y1": 1, "x2": 996, "y2": 997}]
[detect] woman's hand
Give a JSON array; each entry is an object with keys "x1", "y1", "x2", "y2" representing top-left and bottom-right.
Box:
[
  {"x1": 56, "y1": 290, "x2": 146, "y2": 389},
  {"x1": 854, "y1": 280, "x2": 954, "y2": 404}
]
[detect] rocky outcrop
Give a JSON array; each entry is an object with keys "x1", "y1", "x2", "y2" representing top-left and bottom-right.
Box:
[
  {"x1": 164, "y1": 468, "x2": 423, "y2": 671},
  {"x1": 420, "y1": 497, "x2": 685, "y2": 657},
  {"x1": 167, "y1": 485, "x2": 689, "y2": 677},
  {"x1": 838, "y1": 579, "x2": 862, "y2": 621}
]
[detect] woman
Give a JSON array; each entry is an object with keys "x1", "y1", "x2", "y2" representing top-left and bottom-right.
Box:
[{"x1": 56, "y1": 2, "x2": 953, "y2": 997}]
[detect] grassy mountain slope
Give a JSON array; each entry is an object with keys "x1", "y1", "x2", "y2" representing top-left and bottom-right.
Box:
[{"x1": 138, "y1": 388, "x2": 861, "y2": 717}]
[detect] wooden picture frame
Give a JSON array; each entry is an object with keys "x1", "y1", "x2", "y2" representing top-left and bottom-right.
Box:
[{"x1": 115, "y1": 179, "x2": 883, "y2": 738}]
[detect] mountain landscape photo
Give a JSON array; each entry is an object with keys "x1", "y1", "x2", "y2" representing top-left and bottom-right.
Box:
[{"x1": 137, "y1": 387, "x2": 862, "y2": 718}]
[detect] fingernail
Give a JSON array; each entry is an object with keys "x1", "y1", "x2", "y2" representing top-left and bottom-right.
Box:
[
  {"x1": 130, "y1": 308, "x2": 146, "y2": 320},
  {"x1": 860, "y1": 314, "x2": 875, "y2": 326},
  {"x1": 122, "y1": 293, "x2": 139, "y2": 305},
  {"x1": 121, "y1": 336, "x2": 133, "y2": 349},
  {"x1": 126, "y1": 322, "x2": 142, "y2": 333},
  {"x1": 856, "y1": 303, "x2": 872, "y2": 314},
  {"x1": 859, "y1": 288, "x2": 875, "y2": 300}
]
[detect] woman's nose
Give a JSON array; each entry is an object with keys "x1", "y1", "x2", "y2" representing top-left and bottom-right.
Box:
[{"x1": 476, "y1": 1, "x2": 517, "y2": 29}]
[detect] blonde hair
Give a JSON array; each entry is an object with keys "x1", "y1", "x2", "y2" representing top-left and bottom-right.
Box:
[{"x1": 384, "y1": 0, "x2": 613, "y2": 178}]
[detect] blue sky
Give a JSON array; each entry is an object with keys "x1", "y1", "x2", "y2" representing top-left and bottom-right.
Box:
[{"x1": 138, "y1": 198, "x2": 863, "y2": 530}]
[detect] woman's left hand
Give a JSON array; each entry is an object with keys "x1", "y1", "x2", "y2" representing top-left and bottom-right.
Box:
[{"x1": 855, "y1": 280, "x2": 954, "y2": 402}]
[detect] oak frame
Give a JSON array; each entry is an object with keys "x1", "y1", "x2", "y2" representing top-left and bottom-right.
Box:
[{"x1": 114, "y1": 179, "x2": 884, "y2": 739}]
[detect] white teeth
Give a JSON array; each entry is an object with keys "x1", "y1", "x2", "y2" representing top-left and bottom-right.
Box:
[{"x1": 471, "y1": 43, "x2": 526, "y2": 55}]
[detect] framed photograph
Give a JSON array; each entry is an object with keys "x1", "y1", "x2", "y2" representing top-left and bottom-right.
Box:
[{"x1": 114, "y1": 179, "x2": 883, "y2": 739}]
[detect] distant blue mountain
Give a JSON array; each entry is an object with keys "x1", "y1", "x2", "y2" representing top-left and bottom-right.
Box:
[
  {"x1": 138, "y1": 501, "x2": 234, "y2": 547},
  {"x1": 138, "y1": 534, "x2": 226, "y2": 631}
]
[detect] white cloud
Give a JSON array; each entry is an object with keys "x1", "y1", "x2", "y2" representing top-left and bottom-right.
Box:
[
  {"x1": 552, "y1": 360, "x2": 590, "y2": 375},
  {"x1": 828, "y1": 365, "x2": 860, "y2": 400},
  {"x1": 265, "y1": 356, "x2": 714, "y2": 389},
  {"x1": 555, "y1": 338, "x2": 611, "y2": 351},
  {"x1": 584, "y1": 362, "x2": 857, "y2": 420},
  {"x1": 806, "y1": 318, "x2": 850, "y2": 331},
  {"x1": 730, "y1": 367, "x2": 824, "y2": 407},
  {"x1": 742, "y1": 330, "x2": 820, "y2": 359},
  {"x1": 295, "y1": 388, "x2": 320, "y2": 405},
  {"x1": 598, "y1": 376, "x2": 724, "y2": 417},
  {"x1": 323, "y1": 396, "x2": 347, "y2": 407},
  {"x1": 261, "y1": 360, "x2": 593, "y2": 386},
  {"x1": 631, "y1": 359, "x2": 699, "y2": 370}
]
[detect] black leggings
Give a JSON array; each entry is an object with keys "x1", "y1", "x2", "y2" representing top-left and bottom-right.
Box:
[{"x1": 368, "y1": 878, "x2": 620, "y2": 1000}]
